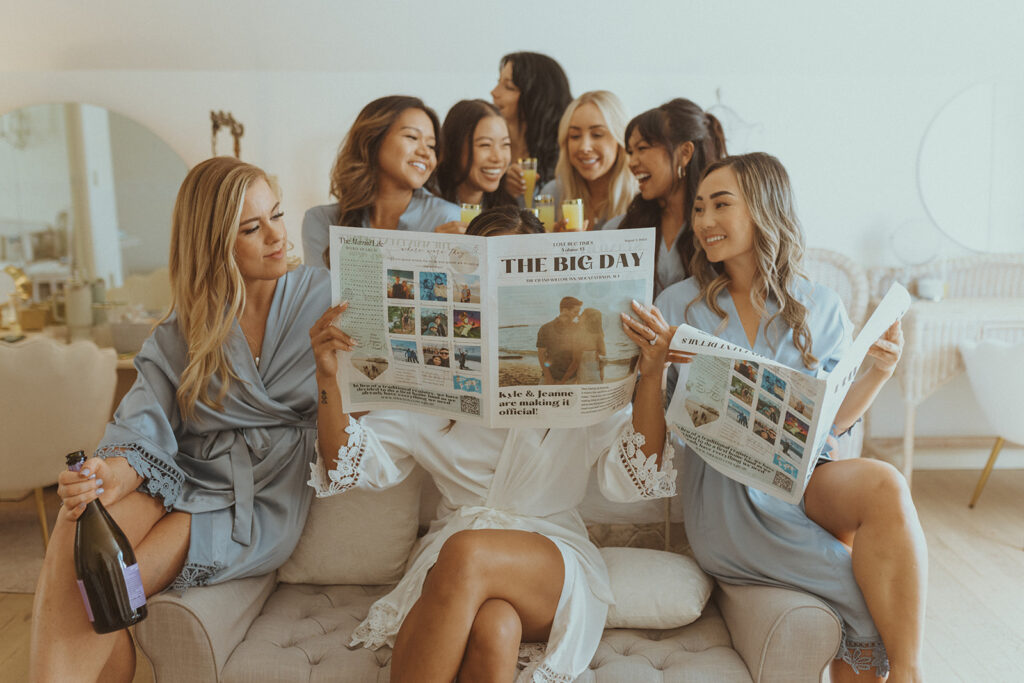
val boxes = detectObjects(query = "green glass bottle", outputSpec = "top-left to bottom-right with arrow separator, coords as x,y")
66,450 -> 147,633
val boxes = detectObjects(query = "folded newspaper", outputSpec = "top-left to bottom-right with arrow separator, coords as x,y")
329,225 -> 656,427
665,283 -> 911,503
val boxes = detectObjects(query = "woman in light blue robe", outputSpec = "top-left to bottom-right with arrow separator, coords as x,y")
32,157 -> 330,682
606,98 -> 727,298
96,261 -> 328,589
539,90 -> 636,232
639,154 -> 926,681
302,95 -> 459,266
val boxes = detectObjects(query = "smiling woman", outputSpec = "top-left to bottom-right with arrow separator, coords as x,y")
301,96 -> 460,266
30,157 -> 333,681
606,98 -> 727,297
540,90 -> 636,229
435,99 -> 516,211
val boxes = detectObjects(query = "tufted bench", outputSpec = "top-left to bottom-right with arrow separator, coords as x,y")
137,471 -> 842,681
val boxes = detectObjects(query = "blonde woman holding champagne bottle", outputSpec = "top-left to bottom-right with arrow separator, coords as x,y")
31,157 -> 331,682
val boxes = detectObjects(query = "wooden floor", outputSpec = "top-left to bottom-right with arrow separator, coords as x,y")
2,469 -> 1022,682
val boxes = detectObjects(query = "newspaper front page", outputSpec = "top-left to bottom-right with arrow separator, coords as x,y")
665,283 -> 911,503
329,226 -> 656,427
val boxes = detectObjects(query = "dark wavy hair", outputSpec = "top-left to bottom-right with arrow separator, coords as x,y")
500,52 -> 572,183
466,205 -> 544,236
436,99 -> 516,209
328,95 -> 442,227
617,98 -> 727,284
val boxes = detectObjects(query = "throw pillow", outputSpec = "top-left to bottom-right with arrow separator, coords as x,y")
278,468 -> 422,585
601,546 -> 713,629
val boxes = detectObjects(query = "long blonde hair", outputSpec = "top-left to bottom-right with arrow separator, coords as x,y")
686,153 -> 817,369
162,156 -> 267,419
553,91 -> 636,225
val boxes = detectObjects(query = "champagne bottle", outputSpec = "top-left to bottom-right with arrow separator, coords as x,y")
66,450 -> 147,633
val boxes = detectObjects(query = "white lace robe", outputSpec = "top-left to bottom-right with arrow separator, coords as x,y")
309,405 -> 674,683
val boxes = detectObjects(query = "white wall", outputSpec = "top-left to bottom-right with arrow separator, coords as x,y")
2,0 -> 1022,446
109,111 -> 183,275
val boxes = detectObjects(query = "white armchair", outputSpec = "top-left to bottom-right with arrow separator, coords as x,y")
960,333 -> 1024,507
0,337 -> 117,545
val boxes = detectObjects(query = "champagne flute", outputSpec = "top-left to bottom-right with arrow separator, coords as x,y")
535,194 -> 555,232
520,157 -> 538,208
561,198 -> 584,231
460,203 -> 482,224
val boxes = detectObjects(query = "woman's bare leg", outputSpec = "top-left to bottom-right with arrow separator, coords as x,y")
390,530 -> 564,683
30,493 -> 190,683
805,459 -> 927,683
457,599 -> 523,683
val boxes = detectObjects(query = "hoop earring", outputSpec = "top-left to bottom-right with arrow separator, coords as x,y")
677,165 -> 685,179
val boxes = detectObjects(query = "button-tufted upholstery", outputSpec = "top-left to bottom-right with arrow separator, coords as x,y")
137,476 -> 842,682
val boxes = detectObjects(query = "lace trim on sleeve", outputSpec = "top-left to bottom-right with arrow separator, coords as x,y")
169,561 -> 226,593
616,424 -> 676,499
94,442 -> 183,510
515,645 -> 574,683
350,601 -> 401,650
836,628 -> 890,678
308,421 -> 367,498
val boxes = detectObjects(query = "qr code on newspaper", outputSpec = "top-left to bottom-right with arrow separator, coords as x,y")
773,471 -> 793,493
460,395 -> 481,416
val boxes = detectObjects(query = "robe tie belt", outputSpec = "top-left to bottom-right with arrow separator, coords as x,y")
228,435 -> 256,545
458,505 -> 519,529
207,421 -> 312,545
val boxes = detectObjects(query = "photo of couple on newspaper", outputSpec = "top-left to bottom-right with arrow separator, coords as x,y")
497,281 -> 645,387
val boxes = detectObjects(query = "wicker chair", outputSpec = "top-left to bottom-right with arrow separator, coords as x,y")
803,248 -> 871,460
803,248 -> 870,331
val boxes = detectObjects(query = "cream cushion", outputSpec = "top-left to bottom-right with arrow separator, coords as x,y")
601,546 -> 713,629
277,469 -> 423,585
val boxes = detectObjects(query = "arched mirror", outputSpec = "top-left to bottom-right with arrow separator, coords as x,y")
0,103 -> 187,307
918,82 -> 1024,253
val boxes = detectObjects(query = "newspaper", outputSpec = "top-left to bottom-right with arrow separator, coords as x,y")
329,225 -> 656,427
665,283 -> 911,503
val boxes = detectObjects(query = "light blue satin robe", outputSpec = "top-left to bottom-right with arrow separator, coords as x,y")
603,214 -> 689,297
301,188 -> 459,267
95,266 -> 330,590
655,276 -> 889,677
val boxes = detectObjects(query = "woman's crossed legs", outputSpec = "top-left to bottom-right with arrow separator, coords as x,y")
390,529 -> 565,683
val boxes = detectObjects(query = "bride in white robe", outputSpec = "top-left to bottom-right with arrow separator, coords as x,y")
309,406 -> 673,681
308,206 -> 679,683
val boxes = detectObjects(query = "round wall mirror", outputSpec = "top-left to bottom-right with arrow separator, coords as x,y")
918,82 -> 1024,253
0,103 -> 187,300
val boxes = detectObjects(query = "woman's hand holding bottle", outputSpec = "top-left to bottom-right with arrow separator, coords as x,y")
56,456 -> 140,522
